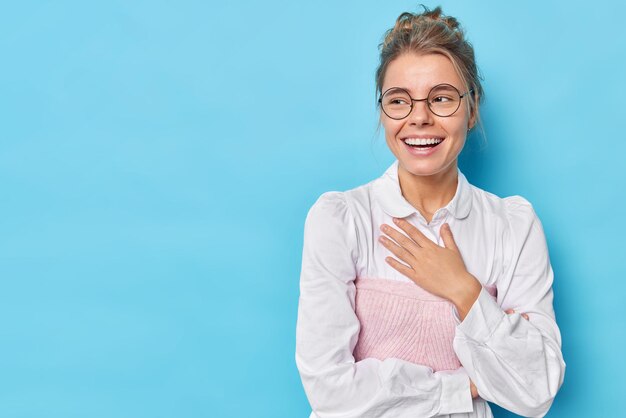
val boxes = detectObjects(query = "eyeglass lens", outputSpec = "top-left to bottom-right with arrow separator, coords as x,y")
381,84 -> 462,119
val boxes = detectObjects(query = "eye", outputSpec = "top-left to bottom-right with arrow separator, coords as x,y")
382,88 -> 412,106
390,98 -> 409,105
431,95 -> 453,103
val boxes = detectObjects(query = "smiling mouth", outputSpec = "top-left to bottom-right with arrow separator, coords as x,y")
402,137 -> 445,149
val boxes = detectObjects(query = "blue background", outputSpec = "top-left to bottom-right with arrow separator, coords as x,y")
1,1 -> 623,417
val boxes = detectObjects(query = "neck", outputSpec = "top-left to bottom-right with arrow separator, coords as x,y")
397,163 -> 458,221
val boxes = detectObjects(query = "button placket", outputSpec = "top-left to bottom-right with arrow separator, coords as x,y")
430,211 -> 451,246
422,224 -> 439,245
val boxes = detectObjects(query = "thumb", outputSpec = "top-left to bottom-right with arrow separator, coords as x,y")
440,223 -> 459,251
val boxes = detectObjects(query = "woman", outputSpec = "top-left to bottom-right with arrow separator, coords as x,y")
295,6 -> 566,418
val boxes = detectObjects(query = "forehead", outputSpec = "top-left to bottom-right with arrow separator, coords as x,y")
382,52 -> 464,94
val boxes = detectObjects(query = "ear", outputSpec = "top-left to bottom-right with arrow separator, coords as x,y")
468,91 -> 480,130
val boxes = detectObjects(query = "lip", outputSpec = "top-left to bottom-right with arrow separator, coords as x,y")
400,136 -> 445,157
401,134 -> 445,140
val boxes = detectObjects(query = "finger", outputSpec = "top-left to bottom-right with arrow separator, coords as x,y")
379,235 -> 417,267
384,255 -> 414,278
505,309 -> 530,321
380,224 -> 421,253
392,217 -> 432,247
440,223 -> 459,252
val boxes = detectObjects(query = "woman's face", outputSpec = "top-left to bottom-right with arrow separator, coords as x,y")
380,52 -> 475,178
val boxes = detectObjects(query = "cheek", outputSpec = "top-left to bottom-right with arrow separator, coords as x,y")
448,126 -> 468,151
444,114 -> 470,138
384,127 -> 403,151
382,118 -> 402,139
450,123 -> 467,137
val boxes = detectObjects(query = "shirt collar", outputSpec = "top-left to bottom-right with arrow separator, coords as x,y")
372,159 -> 473,219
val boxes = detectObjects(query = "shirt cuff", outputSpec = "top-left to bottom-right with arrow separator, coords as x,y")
454,286 -> 506,343
437,368 -> 474,415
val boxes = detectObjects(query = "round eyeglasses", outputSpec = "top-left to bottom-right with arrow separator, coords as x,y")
378,83 -> 474,119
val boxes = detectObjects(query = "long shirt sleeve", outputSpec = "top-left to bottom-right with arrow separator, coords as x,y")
452,196 -> 566,417
295,192 -> 474,418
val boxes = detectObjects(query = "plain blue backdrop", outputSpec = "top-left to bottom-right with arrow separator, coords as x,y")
1,1 -> 624,417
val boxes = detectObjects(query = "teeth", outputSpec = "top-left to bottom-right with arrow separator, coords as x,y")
404,138 -> 444,145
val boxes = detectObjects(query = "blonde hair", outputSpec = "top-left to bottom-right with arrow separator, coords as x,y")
375,5 -> 484,133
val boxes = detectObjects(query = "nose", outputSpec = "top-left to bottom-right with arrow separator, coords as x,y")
407,99 -> 434,126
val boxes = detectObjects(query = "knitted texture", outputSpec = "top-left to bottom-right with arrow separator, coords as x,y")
353,277 -> 497,372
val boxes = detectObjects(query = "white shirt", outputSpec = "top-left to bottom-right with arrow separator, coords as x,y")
295,159 -> 566,418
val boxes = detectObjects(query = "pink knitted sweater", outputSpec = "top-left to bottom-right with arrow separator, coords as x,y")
353,277 -> 497,372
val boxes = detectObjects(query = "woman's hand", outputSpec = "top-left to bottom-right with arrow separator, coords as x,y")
378,218 -> 480,314
469,379 -> 479,399
505,308 -> 530,321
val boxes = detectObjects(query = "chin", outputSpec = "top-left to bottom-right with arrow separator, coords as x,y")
398,156 -> 457,177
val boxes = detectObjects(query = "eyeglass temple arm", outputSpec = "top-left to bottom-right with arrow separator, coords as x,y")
460,88 -> 474,98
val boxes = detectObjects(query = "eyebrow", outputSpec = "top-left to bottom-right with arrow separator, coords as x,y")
384,84 -> 461,94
